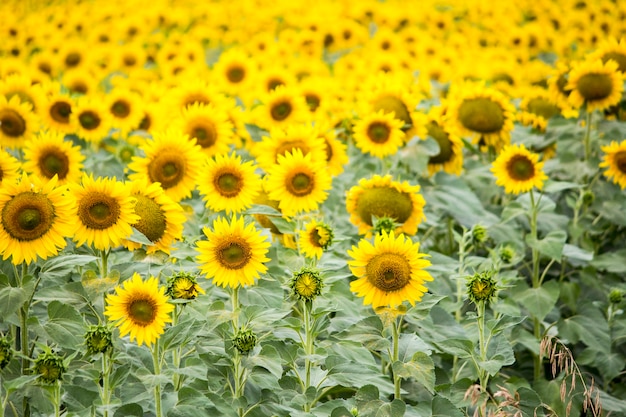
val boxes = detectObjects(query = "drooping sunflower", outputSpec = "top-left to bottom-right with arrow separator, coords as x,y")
105,273 -> 174,347
352,110 -> 405,158
566,59 -> 624,113
346,175 -> 426,236
123,181 -> 186,254
445,82 -> 516,151
174,103 -> 234,158
195,215 -> 270,288
22,131 -> 85,186
0,173 -> 75,265
425,117 -> 464,176
196,152 -> 262,214
0,149 -> 21,186
40,91 -> 74,134
348,231 -> 433,308
298,219 -> 334,259
600,140 -> 626,189
491,144 -> 548,195
0,95 -> 38,148
127,130 -> 204,202
264,149 -> 332,217
71,96 -> 112,143
69,175 -> 140,251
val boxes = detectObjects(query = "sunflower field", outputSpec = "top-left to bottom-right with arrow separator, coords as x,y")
2,0 -> 626,416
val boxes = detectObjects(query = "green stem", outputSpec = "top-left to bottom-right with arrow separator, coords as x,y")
452,229 -> 471,382
476,301 -> 488,392
172,306 -> 182,391
152,341 -> 163,417
101,351 -> 111,417
16,263 -> 30,417
100,249 -> 109,314
302,301 -> 314,412
392,317 -> 402,401
529,190 -> 543,380
54,382 -> 61,417
583,110 -> 592,162
231,287 -> 244,417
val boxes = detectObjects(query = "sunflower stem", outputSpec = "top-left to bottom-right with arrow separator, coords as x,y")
583,110 -> 592,162
302,300 -> 314,412
101,350 -> 112,417
17,263 -> 31,417
391,316 -> 402,401
172,306 -> 183,391
230,287 -> 245,417
151,340 -> 163,417
53,381 -> 61,417
476,301 -> 488,392
528,190 -> 544,381
452,228 -> 471,383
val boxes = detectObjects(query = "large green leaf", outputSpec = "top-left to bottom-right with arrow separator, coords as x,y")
392,352 -> 435,394
525,230 -> 566,261
515,280 -> 560,321
0,284 -> 26,320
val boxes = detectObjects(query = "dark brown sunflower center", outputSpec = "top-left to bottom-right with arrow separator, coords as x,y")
310,228 -> 324,247
556,74 -> 569,95
602,52 -> 626,73
576,73 -> 613,101
366,253 -> 411,292
132,195 -> 166,242
65,52 -> 81,67
367,122 -> 391,144
77,193 -> 121,230
275,141 -> 309,162
79,111 -> 101,130
128,299 -> 156,326
215,171 -> 243,197
0,109 -> 26,138
123,55 -> 137,67
426,122 -> 453,164
50,101 -> 71,123
227,66 -> 245,83
526,98 -> 560,119
323,137 -> 334,162
190,122 -> 217,148
183,94 -> 210,109
506,155 -> 535,181
372,95 -> 412,129
270,101 -> 292,121
356,186 -> 413,226
139,114 -> 151,130
148,154 -> 185,189
267,79 -> 284,92
1,192 -> 55,241
217,239 -> 251,269
70,82 -> 88,95
111,100 -> 131,118
305,94 -> 320,111
458,97 -> 505,133
287,172 -> 314,196
614,151 -> 626,174
39,148 -> 70,179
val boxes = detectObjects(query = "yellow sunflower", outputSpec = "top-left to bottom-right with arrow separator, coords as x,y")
588,37 -> 626,74
425,118 -> 464,176
600,140 -> 626,189
40,91 -> 74,134
446,82 -> 516,152
69,175 -> 140,251
211,48 -> 258,98
318,123 -> 349,176
105,86 -> 144,137
0,95 -> 38,148
0,149 -> 21,186
264,149 -> 332,217
0,73 -> 46,115
352,110 -> 405,158
250,85 -> 309,129
127,130 -> 204,202
298,220 -> 334,259
71,96 -> 112,143
346,175 -> 426,236
22,130 -> 85,186
0,173 -> 75,265
348,231 -> 433,308
196,152 -> 262,214
105,273 -> 174,347
123,181 -> 186,254
491,144 -> 548,195
195,215 -> 271,289
174,103 -> 234,158
566,59 -> 624,112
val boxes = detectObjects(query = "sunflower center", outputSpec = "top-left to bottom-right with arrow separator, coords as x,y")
305,94 -> 320,111
372,94 -> 412,129
576,73 -> 613,101
602,52 -> 626,73
366,253 -> 411,292
132,195 -> 166,242
215,171 -> 243,197
426,122 -> 453,164
2,192 -> 55,241
556,74 -> 569,94
227,66 -> 245,83
356,186 -> 413,226
217,239 -> 251,269
287,172 -> 314,196
0,109 -> 26,138
615,151 -> 626,173
506,155 -> 535,181
458,98 -> 505,134
190,123 -> 217,148
270,101 -> 292,121
275,140 -> 309,161
367,122 -> 391,143
148,154 -> 185,189
50,101 -> 71,123
526,98 -> 560,119
65,52 -> 81,67
39,149 -> 70,179
183,94 -> 210,108
79,111 -> 101,130
111,100 -> 131,118
128,299 -> 156,326
77,193 -> 121,230
139,114 -> 151,130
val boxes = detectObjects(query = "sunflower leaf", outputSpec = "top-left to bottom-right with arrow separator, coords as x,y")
525,230 -> 566,261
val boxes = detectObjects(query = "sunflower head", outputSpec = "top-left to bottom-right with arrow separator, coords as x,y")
609,288 -> 624,305
290,267 -> 324,302
34,348 -> 66,384
0,337 -> 13,370
498,245 -> 516,264
233,327 -> 257,355
471,224 -> 489,245
166,271 -> 205,300
84,325 -> 113,355
373,216 -> 399,236
466,270 -> 498,305
491,144 -> 547,195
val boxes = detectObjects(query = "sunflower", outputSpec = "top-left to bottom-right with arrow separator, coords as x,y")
71,96 -> 112,143
425,117 -> 464,176
588,37 -> 626,74
264,149 -> 332,217
127,130 -> 204,202
40,91 -> 74,134
318,123 -> 349,176
22,131 -> 85,185
0,73 -> 46,114
105,273 -> 174,347
165,79 -> 229,113
348,231 -> 433,308
123,181 -> 186,254
298,220 -> 334,259
0,95 -> 38,148
69,175 -> 139,250
600,140 -> 626,189
0,149 -> 21,186
195,215 -> 270,288
250,85 -> 309,129
196,152 -> 262,214
211,48 -> 258,98
491,144 -> 548,195
352,110 -> 405,158
0,173 -> 75,265
174,103 -> 234,158
105,86 -> 144,137
445,81 -> 516,151
566,59 -> 624,112
346,174 -> 426,236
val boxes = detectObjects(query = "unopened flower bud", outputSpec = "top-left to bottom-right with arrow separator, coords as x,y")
233,328 -> 257,355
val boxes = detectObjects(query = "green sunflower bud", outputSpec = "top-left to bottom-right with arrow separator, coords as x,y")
373,216 -> 398,236
166,271 -> 205,300
34,349 -> 66,384
290,267 -> 324,302
609,288 -> 624,305
84,325 -> 113,355
466,270 -> 498,305
582,190 -> 595,206
499,245 -> 516,264
471,224 -> 489,245
233,328 -> 257,355
0,337 -> 13,370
